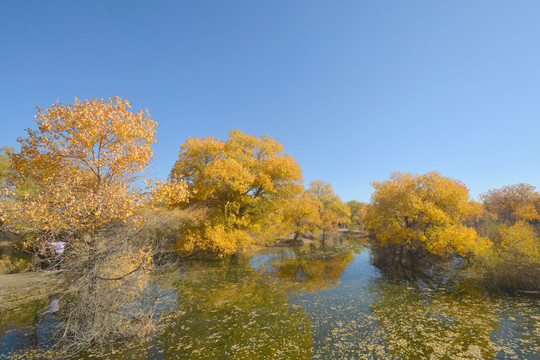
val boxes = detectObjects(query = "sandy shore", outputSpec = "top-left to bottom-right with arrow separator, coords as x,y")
0,271 -> 58,300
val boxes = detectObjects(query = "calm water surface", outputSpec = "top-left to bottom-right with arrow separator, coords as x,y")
1,240 -> 539,359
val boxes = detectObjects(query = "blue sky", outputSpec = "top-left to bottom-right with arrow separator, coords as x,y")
1,1 -> 539,202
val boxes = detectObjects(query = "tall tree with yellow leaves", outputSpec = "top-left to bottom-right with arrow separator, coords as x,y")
306,180 -> 350,241
282,195 -> 321,241
346,200 -> 367,230
364,172 -> 489,267
168,130 -> 303,255
7,97 -> 161,241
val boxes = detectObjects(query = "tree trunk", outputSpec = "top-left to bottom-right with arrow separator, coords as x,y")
398,245 -> 404,268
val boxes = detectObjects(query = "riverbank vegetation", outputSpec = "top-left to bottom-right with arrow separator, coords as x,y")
0,97 -> 539,356
363,172 -> 539,291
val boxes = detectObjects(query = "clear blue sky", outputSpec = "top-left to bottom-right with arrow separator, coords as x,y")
1,1 -> 539,202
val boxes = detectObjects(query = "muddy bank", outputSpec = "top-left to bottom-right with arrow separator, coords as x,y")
0,271 -> 58,303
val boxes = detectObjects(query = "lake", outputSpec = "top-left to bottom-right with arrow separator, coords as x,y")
1,239 -> 538,359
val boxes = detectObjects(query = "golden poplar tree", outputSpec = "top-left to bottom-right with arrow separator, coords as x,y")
306,180 -> 350,240
364,172 -> 489,265
7,97 -> 161,240
168,129 -> 303,255
476,184 -> 540,290
282,195 -> 321,241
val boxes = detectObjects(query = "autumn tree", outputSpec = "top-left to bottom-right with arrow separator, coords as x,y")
282,195 -> 320,241
363,172 -> 489,267
0,98 -> 174,353
306,180 -> 350,241
480,183 -> 540,224
168,130 -> 303,255
474,220 -> 540,290
474,184 -> 540,290
346,200 -> 367,230
6,97 -> 162,241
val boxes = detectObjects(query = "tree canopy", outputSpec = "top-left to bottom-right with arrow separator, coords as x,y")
346,200 -> 367,229
168,129 -> 303,255
363,172 -> 489,265
282,194 -> 321,240
480,183 -> 540,224
6,97 -> 161,239
306,180 -> 350,239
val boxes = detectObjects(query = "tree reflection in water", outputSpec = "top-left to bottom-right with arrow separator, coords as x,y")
153,256 -> 313,360
1,240 -> 537,360
268,247 -> 355,294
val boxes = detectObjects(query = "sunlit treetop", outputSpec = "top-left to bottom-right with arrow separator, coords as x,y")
364,171 -> 489,257
6,97 -> 159,236
305,180 -> 350,234
13,97 -> 158,185
170,129 -> 303,205
168,129 -> 304,255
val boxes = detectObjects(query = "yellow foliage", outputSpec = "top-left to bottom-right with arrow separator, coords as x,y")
480,183 -> 540,223
364,172 -> 487,258
5,97 -> 158,239
282,195 -> 321,238
306,180 -> 351,235
0,255 -> 33,274
0,190 -> 5,224
499,221 -> 540,262
346,200 -> 367,228
426,224 -> 491,257
204,224 -> 253,254
474,221 -> 540,290
148,179 -> 189,208
99,246 -> 154,294
168,130 -> 304,255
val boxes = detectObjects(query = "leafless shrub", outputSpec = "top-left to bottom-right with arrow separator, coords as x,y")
50,214 -> 185,356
